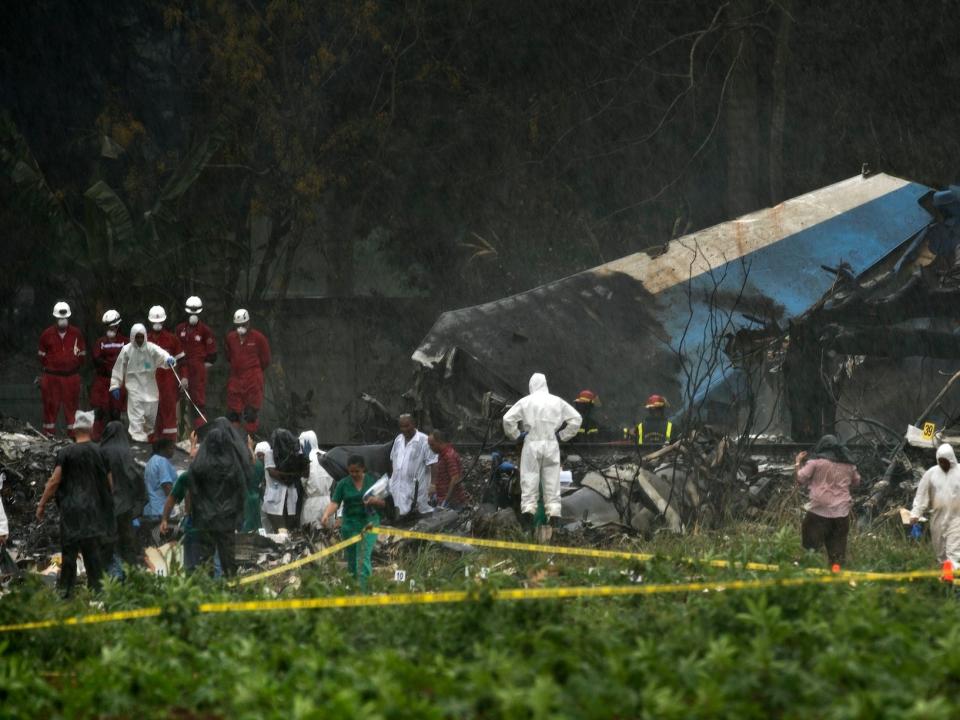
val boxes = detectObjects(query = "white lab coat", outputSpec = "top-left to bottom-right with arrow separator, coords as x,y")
389,430 -> 437,515
260,447 -> 299,517
299,431 -> 333,528
0,472 -> 8,538
109,324 -> 173,442
502,373 -> 581,517
911,443 -> 960,565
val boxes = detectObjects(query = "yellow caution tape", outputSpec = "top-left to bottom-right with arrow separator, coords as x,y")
370,527 -> 880,576
203,570 -> 944,615
0,607 -> 162,634
230,534 -> 361,586
1,569 -> 946,633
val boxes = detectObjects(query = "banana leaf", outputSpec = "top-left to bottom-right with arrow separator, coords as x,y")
83,180 -> 136,265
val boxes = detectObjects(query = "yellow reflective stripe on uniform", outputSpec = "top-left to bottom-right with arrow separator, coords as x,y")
636,423 -> 643,444
666,421 -> 672,441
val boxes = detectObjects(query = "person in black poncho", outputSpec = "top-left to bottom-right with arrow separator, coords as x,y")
182,417 -> 250,577
99,421 -> 146,567
37,410 -> 116,596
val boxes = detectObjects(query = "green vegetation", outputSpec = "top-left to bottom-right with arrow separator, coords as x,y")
0,524 -> 956,719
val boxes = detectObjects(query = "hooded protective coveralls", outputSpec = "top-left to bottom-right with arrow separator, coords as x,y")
502,373 -> 582,517
911,443 -> 960,565
299,430 -> 333,528
109,324 -> 174,442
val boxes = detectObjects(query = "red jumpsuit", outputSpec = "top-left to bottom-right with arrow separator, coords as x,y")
225,329 -> 271,433
175,320 -> 217,428
90,332 -> 128,439
147,328 -> 184,440
37,325 -> 86,436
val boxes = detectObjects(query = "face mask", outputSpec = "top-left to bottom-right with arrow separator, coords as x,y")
106,329 -> 117,338
188,315 -> 199,326
152,323 -> 163,332
237,325 -> 248,336
57,318 -> 68,329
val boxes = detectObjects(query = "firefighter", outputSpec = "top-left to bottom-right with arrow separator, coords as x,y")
225,309 -> 271,434
573,389 -> 600,440
146,305 -> 185,441
37,301 -> 86,437
90,309 -> 127,440
634,394 -> 673,447
175,296 -> 217,429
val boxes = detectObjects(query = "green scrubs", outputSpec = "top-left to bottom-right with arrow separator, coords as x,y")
332,473 -> 380,588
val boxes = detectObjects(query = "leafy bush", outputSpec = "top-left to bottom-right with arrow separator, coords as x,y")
0,524 -> 955,718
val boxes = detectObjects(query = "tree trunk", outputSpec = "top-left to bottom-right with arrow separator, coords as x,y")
724,0 -> 761,218
768,0 -> 793,205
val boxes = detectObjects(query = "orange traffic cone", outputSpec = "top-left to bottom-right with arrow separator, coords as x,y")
942,560 -> 954,583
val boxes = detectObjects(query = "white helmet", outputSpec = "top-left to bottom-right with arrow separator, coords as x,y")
101,309 -> 122,326
233,308 -> 250,324
184,296 -> 203,314
52,301 -> 71,319
148,305 -> 167,323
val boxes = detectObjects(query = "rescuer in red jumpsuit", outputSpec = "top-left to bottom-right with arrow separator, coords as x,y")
90,309 -> 127,440
146,305 -> 184,440
175,296 -> 217,429
37,301 -> 86,437
225,308 -> 271,434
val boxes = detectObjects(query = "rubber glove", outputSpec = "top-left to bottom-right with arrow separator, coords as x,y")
911,523 -> 923,540
111,388 -> 121,401
165,356 -> 176,367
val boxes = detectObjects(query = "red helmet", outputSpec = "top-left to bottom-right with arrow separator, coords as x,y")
575,389 -> 599,405
645,394 -> 667,409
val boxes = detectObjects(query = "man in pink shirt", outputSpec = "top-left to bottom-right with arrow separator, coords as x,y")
795,434 -> 861,567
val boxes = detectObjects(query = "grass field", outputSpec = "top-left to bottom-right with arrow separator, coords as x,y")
0,522 -> 956,719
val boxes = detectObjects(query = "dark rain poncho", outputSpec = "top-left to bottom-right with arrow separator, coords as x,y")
187,419 -> 250,531
270,428 -> 309,480
809,435 -> 857,465
55,442 -> 116,544
99,421 -> 146,517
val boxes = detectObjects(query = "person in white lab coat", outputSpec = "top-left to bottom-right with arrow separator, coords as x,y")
388,414 -> 436,516
0,470 -> 8,547
502,373 -> 581,526
298,430 -> 334,528
109,323 -> 175,442
260,430 -> 300,531
910,443 -> 960,565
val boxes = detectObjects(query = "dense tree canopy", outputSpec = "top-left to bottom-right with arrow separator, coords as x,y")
2,1 -> 959,430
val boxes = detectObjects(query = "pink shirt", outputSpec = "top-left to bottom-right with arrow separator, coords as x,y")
797,458 -> 861,518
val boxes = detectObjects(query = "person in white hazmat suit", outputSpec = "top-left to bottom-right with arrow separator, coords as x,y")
502,373 -> 581,527
109,323 -> 175,442
298,430 -> 334,528
910,443 -> 960,566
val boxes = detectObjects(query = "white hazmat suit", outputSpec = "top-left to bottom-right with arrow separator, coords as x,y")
911,443 -> 960,565
109,323 -> 173,442
298,430 -> 334,528
502,373 -> 581,517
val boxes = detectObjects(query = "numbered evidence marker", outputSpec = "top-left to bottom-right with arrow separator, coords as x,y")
394,569 -> 406,583
922,422 -> 936,441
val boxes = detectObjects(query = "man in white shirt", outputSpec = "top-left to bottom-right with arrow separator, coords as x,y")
260,444 -> 299,531
388,414 -> 437,517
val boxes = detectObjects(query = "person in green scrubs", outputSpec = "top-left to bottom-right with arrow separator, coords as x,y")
320,454 -> 384,589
